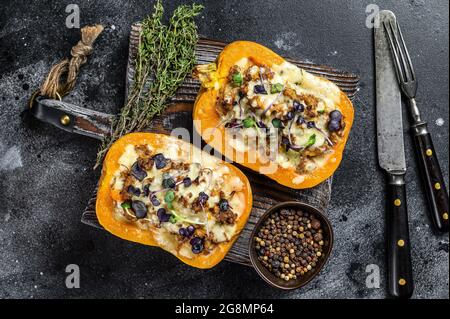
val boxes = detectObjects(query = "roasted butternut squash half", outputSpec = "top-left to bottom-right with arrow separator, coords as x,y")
96,133 -> 253,269
193,41 -> 354,189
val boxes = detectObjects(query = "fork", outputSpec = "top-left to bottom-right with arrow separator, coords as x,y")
384,20 -> 449,233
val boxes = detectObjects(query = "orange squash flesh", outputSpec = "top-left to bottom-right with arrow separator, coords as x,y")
193,41 -> 354,189
96,132 -> 253,269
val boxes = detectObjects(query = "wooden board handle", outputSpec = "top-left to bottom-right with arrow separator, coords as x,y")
29,97 -> 114,140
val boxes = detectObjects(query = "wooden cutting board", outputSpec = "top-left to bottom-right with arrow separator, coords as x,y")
81,23 -> 360,266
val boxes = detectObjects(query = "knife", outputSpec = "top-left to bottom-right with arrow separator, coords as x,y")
375,10 -> 414,299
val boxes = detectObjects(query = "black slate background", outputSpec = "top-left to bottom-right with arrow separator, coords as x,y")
0,0 -> 448,299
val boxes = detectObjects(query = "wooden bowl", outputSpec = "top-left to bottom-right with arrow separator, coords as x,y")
249,201 -> 334,290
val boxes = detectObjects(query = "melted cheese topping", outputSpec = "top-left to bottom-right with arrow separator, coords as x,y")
111,143 -> 246,260
219,60 -> 345,179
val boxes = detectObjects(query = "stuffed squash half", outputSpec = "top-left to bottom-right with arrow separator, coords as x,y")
96,133 -> 253,268
193,41 -> 354,189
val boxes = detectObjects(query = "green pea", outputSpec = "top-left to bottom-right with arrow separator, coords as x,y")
243,117 -> 255,128
165,190 -> 175,203
270,83 -> 283,94
232,72 -> 243,86
169,214 -> 178,224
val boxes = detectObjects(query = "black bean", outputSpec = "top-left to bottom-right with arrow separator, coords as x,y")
183,177 -> 192,187
157,208 -> 170,223
150,196 -> 160,206
131,200 -> 147,219
328,119 -> 341,132
329,110 -> 342,121
153,153 -> 167,169
143,184 -> 150,197
198,192 -> 209,205
127,185 -> 141,197
131,161 -> 147,181
254,84 -> 267,94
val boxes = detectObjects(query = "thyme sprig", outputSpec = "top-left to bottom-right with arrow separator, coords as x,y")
95,1 -> 203,167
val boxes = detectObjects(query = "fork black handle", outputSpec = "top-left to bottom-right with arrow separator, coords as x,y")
386,173 -> 414,299
412,122 -> 449,233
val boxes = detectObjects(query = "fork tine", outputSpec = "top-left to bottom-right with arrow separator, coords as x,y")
389,20 -> 413,82
383,21 -> 405,83
396,21 -> 416,82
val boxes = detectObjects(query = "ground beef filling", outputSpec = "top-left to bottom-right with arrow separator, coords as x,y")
216,61 -> 346,174
114,145 -> 241,255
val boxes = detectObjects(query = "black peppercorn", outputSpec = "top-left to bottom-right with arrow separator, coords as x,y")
254,209 -> 326,282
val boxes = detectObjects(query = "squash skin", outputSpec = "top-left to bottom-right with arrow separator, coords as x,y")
193,41 -> 354,189
96,132 -> 253,269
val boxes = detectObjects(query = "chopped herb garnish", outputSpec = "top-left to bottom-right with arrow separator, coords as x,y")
121,202 -> 131,209
305,134 -> 316,148
272,118 -> 282,128
270,83 -> 283,94
243,117 -> 256,128
165,190 -> 175,203
169,210 -> 206,225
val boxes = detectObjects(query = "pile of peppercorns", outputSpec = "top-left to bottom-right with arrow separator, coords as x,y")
254,208 -> 326,282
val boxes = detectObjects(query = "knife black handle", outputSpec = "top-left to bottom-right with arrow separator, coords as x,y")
386,173 -> 414,299
412,123 -> 449,233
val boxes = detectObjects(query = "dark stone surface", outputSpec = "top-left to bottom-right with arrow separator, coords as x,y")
0,0 -> 448,299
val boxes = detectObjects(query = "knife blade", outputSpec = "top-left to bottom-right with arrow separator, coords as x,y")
374,10 -> 414,299
375,11 -> 405,174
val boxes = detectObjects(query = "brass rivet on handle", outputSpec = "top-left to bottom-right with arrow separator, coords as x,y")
425,149 -> 433,156
60,115 -> 71,126
394,199 -> 401,207
443,213 -> 449,220
399,278 -> 406,286
397,239 -> 405,247
435,183 -> 441,190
